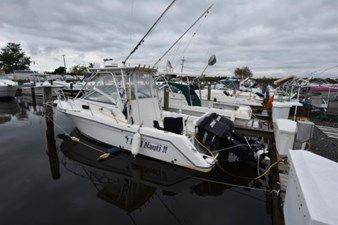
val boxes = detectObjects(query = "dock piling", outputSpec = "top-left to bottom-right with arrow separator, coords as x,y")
30,86 -> 36,105
163,86 -> 169,111
43,86 -> 60,180
207,83 -> 211,101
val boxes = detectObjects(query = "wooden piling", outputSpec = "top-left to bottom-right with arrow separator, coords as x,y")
207,83 -> 211,101
269,142 -> 284,225
163,86 -> 169,111
30,86 -> 36,105
43,86 -> 60,180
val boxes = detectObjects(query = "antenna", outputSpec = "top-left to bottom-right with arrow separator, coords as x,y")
180,56 -> 185,73
62,54 -> 67,75
123,0 -> 177,65
153,4 -> 214,68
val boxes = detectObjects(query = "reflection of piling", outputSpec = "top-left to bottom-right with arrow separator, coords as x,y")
30,86 -> 36,106
43,86 -> 60,180
163,86 -> 169,111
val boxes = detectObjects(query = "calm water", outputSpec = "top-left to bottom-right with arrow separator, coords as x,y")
0,97 -> 274,225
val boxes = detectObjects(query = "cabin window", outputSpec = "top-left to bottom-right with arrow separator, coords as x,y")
169,85 -> 181,93
83,91 -> 116,105
131,74 -> 155,99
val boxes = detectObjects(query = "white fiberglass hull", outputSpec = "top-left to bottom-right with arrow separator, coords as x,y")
198,89 -> 262,107
0,85 -> 17,98
160,92 -> 252,126
57,101 -> 215,172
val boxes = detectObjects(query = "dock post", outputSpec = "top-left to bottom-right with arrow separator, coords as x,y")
207,83 -> 211,101
163,86 -> 169,111
30,86 -> 36,105
269,141 -> 284,225
43,86 -> 60,180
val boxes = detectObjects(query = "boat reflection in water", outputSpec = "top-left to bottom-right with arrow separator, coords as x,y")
58,129 -> 269,214
0,99 -> 21,124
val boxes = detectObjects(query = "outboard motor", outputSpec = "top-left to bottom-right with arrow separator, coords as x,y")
195,113 -> 263,162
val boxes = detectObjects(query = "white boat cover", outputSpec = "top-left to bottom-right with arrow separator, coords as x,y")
284,150 -> 338,225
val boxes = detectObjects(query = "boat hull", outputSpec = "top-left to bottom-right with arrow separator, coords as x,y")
62,111 -> 214,173
0,85 -> 17,98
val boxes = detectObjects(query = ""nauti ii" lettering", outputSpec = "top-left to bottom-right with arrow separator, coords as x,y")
125,135 -> 168,153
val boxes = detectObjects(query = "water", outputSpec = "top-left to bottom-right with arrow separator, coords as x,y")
0,97 -> 274,225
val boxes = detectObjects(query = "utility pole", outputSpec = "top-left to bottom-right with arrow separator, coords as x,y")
62,54 -> 67,75
180,56 -> 186,73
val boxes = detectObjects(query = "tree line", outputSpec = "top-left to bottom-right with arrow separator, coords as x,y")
0,42 -> 262,78
0,42 -> 91,75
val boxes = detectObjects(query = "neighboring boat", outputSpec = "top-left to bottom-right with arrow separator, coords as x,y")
310,84 -> 338,93
0,99 -> 20,124
0,78 -> 18,98
284,150 -> 338,225
198,88 -> 263,107
157,82 -> 253,126
57,66 -> 264,172
197,78 -> 264,108
20,81 -> 65,97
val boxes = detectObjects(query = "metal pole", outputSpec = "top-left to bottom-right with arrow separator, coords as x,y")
199,64 -> 208,100
180,56 -> 185,73
294,86 -> 301,121
207,83 -> 211,101
62,54 -> 67,76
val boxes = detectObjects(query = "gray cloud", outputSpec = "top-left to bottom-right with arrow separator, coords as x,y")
1,0 -> 338,77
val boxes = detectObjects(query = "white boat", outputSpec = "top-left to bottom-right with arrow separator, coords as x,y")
198,88 -> 263,107
21,80 -> 64,97
0,78 -> 18,98
199,78 -> 264,107
284,150 -> 338,225
0,99 -> 20,124
57,66 -> 218,172
157,82 -> 253,126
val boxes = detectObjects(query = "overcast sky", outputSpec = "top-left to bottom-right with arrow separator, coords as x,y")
1,0 -> 338,77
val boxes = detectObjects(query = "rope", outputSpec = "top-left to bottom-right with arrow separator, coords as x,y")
191,176 -> 279,194
44,110 -> 106,154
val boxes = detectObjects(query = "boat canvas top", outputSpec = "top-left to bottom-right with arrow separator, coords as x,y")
0,79 -> 17,86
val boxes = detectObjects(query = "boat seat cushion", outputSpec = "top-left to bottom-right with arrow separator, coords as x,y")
163,117 -> 183,134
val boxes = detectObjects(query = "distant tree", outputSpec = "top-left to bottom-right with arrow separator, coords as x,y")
234,66 -> 253,79
70,64 -> 89,75
0,42 -> 31,73
88,62 -> 94,68
52,66 -> 66,74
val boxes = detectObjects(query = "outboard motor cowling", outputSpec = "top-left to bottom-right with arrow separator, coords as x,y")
195,113 -> 258,162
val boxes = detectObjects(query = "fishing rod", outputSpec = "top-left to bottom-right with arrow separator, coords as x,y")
153,4 -> 214,67
123,0 -> 177,65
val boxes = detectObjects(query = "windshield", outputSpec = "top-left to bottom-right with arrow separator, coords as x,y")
131,73 -> 155,99
82,73 -> 122,105
81,69 -> 157,102
83,90 -> 115,105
